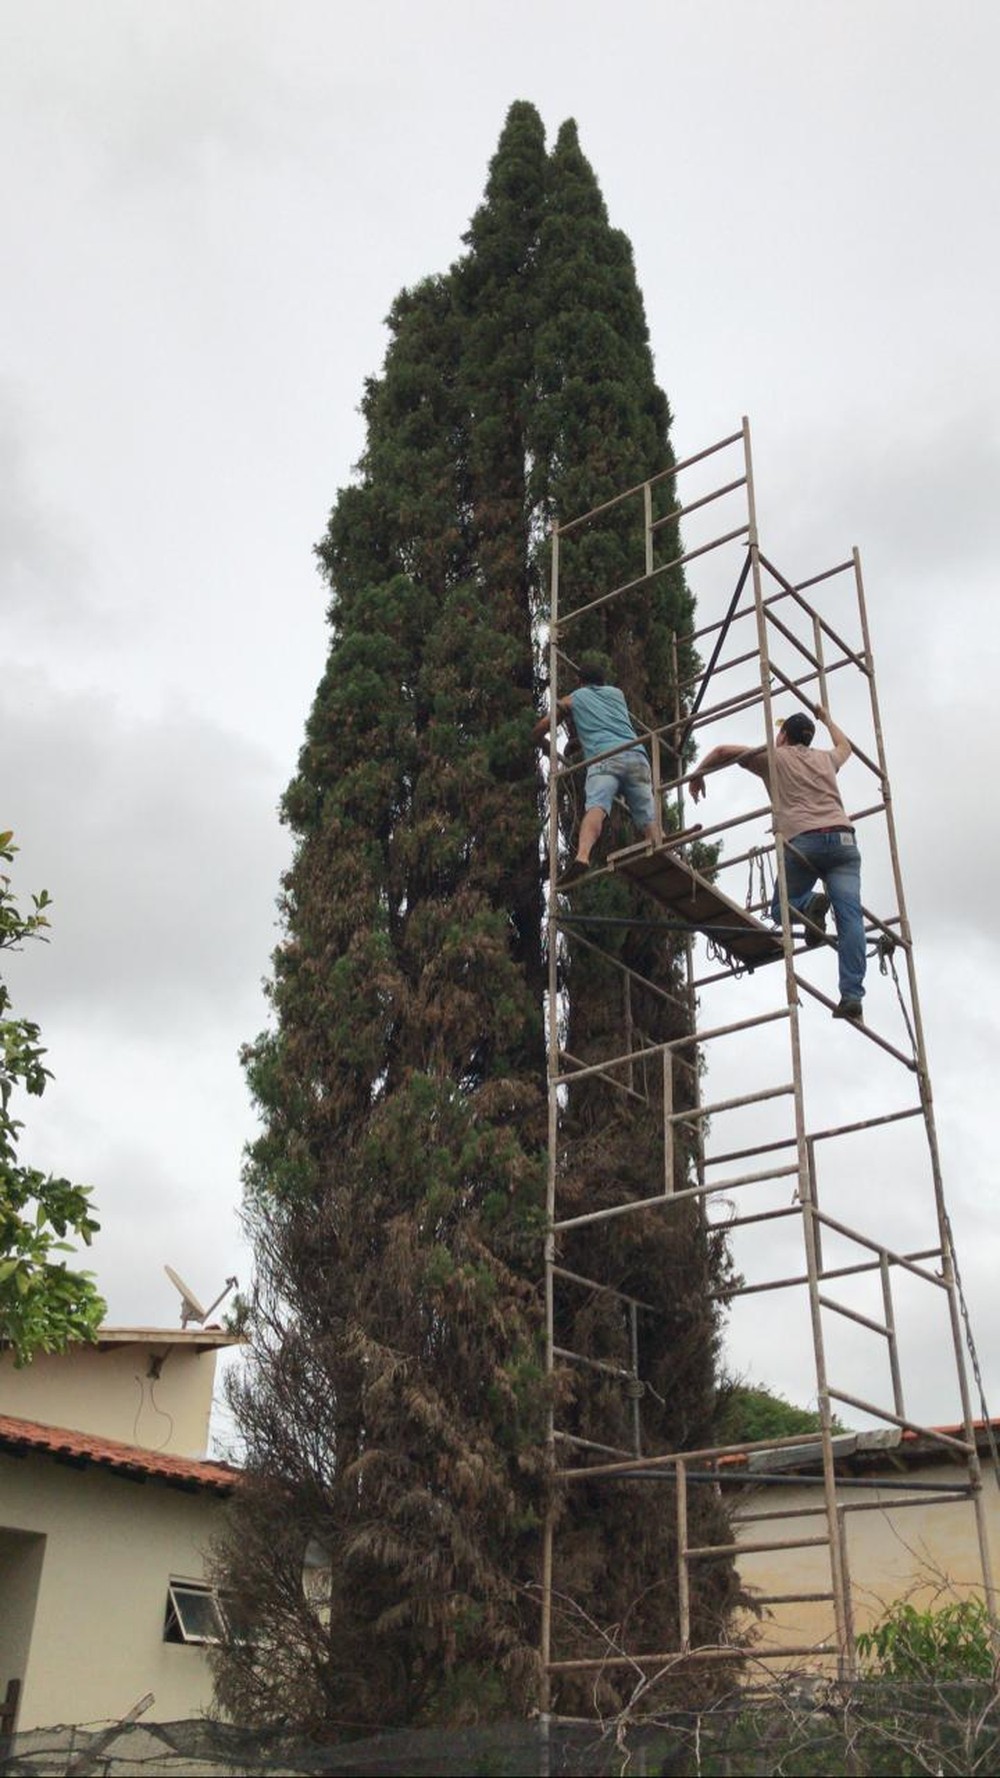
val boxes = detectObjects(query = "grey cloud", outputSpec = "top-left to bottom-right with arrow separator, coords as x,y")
878,673 -> 1000,951
771,396 -> 1000,589
0,392 -> 103,636
1,669 -> 290,1039
861,408 -> 1000,581
7,1051 -> 253,1327
0,3 -> 331,187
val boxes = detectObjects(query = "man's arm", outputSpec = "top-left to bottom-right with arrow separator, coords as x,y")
532,695 -> 574,748
690,742 -> 765,803
814,705 -> 852,767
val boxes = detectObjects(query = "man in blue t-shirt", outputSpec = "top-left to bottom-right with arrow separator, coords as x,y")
533,658 -> 656,882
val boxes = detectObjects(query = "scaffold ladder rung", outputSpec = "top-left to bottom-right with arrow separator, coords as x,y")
817,1294 -> 891,1338
751,1592 -> 835,1607
552,1345 -> 635,1382
686,1535 -> 831,1560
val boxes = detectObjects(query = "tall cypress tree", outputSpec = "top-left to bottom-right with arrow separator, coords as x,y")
215,103 -> 735,1733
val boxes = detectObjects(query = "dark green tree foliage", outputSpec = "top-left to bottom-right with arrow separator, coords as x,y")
216,104 -> 735,1732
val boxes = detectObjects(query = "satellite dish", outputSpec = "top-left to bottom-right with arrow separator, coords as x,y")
164,1265 -> 208,1327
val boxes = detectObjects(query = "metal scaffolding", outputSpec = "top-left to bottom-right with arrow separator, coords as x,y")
539,417 -> 996,1698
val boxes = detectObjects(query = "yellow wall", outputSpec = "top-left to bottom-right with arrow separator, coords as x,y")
0,1448 -> 229,1728
731,1459 -> 999,1658
0,1339 -> 220,1459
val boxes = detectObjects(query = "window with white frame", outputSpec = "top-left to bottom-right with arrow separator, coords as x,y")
163,1579 -> 227,1645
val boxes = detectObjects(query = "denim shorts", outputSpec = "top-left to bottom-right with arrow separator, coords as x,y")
584,751 -> 656,827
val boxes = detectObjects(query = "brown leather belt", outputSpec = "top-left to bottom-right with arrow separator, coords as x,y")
801,825 -> 853,835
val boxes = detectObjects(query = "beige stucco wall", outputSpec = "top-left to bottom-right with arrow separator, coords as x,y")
732,1459 -> 1000,1657
0,1339 -> 221,1459
0,1447 -> 229,1729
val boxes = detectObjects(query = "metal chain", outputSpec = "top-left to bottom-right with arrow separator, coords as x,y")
707,934 -> 745,977
876,934 -> 919,1062
746,845 -> 773,915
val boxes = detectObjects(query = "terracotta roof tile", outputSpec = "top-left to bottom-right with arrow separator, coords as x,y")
0,1412 -> 240,1494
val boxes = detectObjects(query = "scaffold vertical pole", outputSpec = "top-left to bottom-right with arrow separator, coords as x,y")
743,415 -> 855,1678
674,630 -> 707,1211
541,518 -> 562,1708
852,545 -> 998,1626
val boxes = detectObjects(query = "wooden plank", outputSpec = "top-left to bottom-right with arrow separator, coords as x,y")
615,846 -> 784,970
606,823 -> 705,864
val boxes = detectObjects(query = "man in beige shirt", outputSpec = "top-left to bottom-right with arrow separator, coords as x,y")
691,707 -> 865,1023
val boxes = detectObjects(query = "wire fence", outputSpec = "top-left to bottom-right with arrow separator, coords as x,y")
4,1684 -> 1000,1778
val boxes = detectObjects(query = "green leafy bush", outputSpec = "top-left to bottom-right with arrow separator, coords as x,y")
1,832 -> 105,1363
858,1595 -> 996,1681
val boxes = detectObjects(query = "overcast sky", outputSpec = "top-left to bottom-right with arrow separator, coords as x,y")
3,1 -> 999,1452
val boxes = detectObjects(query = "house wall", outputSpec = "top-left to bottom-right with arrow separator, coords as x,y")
732,1459 -> 999,1658
0,1448 -> 229,1729
0,1341 -> 218,1459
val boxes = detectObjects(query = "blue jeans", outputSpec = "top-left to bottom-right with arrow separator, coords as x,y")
584,750 -> 656,829
770,829 -> 866,1002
